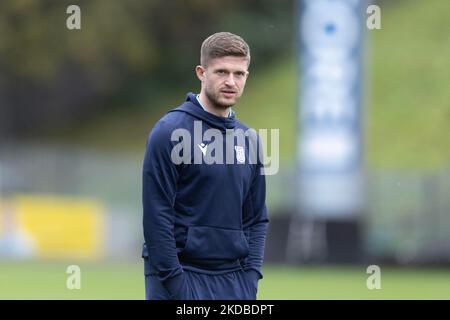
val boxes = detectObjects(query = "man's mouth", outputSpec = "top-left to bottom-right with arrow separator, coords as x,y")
221,90 -> 237,98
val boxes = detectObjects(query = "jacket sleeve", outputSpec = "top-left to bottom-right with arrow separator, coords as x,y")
142,120 -> 184,297
242,153 -> 270,280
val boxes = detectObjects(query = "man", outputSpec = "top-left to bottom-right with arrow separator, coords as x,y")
142,32 -> 269,300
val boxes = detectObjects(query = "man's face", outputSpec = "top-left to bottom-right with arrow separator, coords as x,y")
196,56 -> 249,109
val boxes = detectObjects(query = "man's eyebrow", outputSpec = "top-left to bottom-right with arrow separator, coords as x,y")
212,67 -> 247,74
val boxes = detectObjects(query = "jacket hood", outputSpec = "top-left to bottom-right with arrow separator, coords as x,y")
168,92 -> 238,132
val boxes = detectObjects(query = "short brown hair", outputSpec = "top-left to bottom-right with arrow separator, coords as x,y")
200,32 -> 250,67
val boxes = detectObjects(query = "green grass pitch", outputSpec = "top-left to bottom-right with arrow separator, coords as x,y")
1,261 -> 449,299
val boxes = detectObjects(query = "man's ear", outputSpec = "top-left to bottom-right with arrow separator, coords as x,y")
195,65 -> 206,81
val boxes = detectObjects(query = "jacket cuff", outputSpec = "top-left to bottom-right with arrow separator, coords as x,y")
162,273 -> 184,299
244,268 -> 263,282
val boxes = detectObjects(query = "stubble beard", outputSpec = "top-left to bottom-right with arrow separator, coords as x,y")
204,86 -> 240,110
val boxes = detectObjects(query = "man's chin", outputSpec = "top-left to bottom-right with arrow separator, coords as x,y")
217,97 -> 237,108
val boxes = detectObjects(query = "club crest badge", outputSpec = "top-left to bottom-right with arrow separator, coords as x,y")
234,146 -> 245,163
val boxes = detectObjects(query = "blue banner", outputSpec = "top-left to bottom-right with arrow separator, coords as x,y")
299,0 -> 366,218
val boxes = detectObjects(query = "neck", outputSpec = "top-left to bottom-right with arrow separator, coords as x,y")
198,93 -> 231,118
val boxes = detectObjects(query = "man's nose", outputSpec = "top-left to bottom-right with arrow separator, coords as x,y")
224,74 -> 236,86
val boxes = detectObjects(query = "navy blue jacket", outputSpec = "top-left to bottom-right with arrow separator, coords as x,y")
142,93 -> 269,298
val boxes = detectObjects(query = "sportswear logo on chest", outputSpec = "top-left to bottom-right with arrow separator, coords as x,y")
197,143 -> 208,156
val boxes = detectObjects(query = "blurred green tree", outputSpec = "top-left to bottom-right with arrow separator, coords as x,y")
0,0 -> 293,137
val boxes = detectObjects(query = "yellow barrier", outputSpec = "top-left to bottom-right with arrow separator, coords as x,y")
0,194 -> 104,259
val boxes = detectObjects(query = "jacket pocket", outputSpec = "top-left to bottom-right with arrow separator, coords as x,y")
180,225 -> 249,262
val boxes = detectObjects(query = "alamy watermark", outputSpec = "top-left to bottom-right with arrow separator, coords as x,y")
66,3 -> 381,31
366,5 -> 381,30
66,5 -> 81,30
170,121 -> 279,175
366,265 -> 381,290
66,265 -> 81,290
